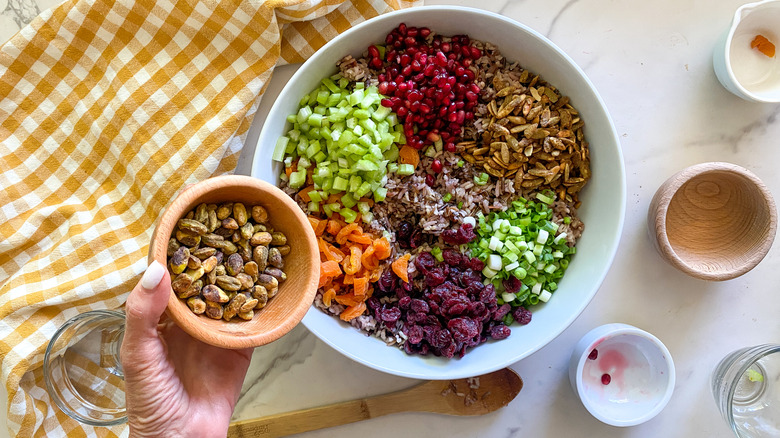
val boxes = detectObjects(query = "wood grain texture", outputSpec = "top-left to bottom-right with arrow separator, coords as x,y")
648,162 -> 777,281
148,175 -> 320,349
227,368 -> 522,438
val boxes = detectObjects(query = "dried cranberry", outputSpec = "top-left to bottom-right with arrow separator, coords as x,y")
410,299 -> 430,314
414,252 -> 436,274
441,229 -> 460,245
398,296 -> 412,309
490,325 -> 511,340
409,230 -> 424,249
502,276 -> 522,293
377,270 -> 397,294
366,297 -> 381,310
493,303 -> 511,321
431,328 -> 453,348
512,307 -> 532,325
479,287 -> 496,305
380,307 -> 402,324
469,302 -> 488,320
440,341 -> 457,358
425,269 -> 446,287
442,248 -> 462,266
445,302 -> 468,316
448,317 -> 479,343
469,257 -> 485,271
397,221 -> 413,241
406,325 -> 424,344
458,223 -> 477,243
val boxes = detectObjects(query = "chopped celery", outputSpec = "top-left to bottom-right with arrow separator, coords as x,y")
272,137 -> 289,162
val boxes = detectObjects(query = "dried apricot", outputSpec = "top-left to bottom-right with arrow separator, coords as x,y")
392,254 -> 411,283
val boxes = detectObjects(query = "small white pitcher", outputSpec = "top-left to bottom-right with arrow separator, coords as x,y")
713,0 -> 780,102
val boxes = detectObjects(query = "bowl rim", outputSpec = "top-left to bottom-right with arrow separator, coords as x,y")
148,174 -> 320,349
253,5 -> 626,378
573,323 -> 676,427
650,161 -> 777,281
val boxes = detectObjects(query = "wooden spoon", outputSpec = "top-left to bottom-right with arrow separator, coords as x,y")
227,368 -> 522,438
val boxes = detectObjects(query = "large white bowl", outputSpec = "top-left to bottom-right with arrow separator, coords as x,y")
252,6 -> 625,379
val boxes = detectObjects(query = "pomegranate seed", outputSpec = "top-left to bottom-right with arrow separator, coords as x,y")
431,159 -> 443,173
588,349 -> 598,360
425,174 -> 435,186
601,374 -> 611,385
369,25 -> 481,172
436,51 -> 448,66
370,58 -> 382,68
470,47 -> 482,59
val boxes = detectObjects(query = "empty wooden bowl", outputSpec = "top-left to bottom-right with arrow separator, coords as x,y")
648,162 -> 777,281
148,175 -> 319,349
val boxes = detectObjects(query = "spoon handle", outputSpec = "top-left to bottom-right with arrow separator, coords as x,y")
227,396 -> 390,438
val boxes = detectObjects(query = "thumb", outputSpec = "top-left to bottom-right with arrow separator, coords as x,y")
124,260 -> 170,344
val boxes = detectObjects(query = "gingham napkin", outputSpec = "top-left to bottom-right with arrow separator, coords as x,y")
0,0 -> 420,436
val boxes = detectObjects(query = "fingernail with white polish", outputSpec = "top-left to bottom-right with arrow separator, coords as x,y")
141,260 -> 166,291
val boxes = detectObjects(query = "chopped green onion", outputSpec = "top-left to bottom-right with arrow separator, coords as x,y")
431,246 -> 443,262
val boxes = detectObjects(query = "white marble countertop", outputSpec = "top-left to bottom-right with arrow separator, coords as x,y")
4,0 -> 780,437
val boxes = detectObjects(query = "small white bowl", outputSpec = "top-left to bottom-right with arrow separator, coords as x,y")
713,0 -> 780,102
569,324 -> 675,427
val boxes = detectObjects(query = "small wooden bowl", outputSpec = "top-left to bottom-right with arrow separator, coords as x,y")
148,175 -> 319,349
648,162 -> 777,281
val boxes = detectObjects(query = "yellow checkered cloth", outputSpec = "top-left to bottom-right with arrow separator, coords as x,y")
0,0 -> 420,436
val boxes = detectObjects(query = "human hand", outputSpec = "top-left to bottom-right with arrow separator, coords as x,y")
120,260 -> 253,437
